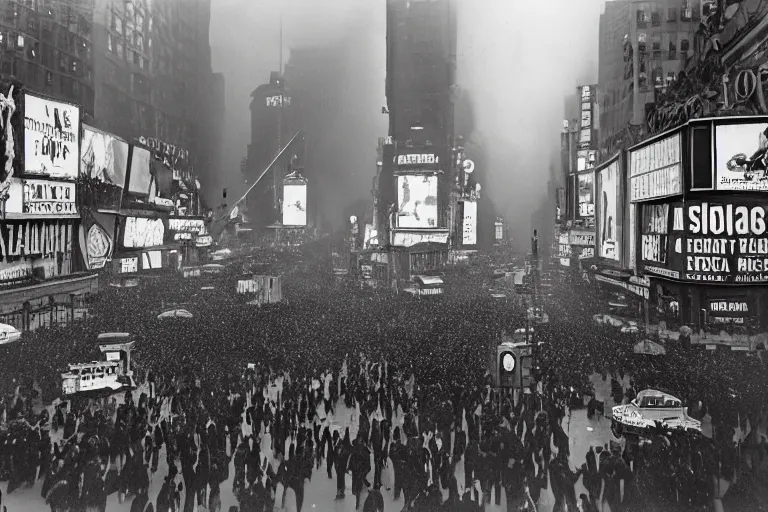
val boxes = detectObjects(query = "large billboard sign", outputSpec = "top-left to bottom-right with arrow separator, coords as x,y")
397,174 -> 438,229
683,200 -> 768,283
596,160 -> 621,261
714,121 -> 768,191
577,173 -> 594,218
282,183 -> 307,226
80,125 -> 129,211
122,217 -> 164,249
23,93 -> 80,179
629,131 -> 682,202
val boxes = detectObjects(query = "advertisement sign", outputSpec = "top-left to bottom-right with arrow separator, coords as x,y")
23,93 -> 80,179
558,233 -> 571,258
596,161 -> 620,261
397,154 -> 437,166
282,183 -> 307,226
122,217 -> 164,249
397,175 -> 438,229
80,125 -> 129,211
577,150 -> 597,172
569,229 -> 595,247
195,235 -> 213,248
577,173 -> 594,217
714,121 -> 768,191
682,200 -> 768,283
0,220 -> 74,282
118,257 -> 138,274
127,146 -> 152,195
168,218 -> 206,234
79,211 -> 115,270
629,132 -> 682,202
22,179 -> 76,215
641,204 -> 669,266
462,200 -> 477,245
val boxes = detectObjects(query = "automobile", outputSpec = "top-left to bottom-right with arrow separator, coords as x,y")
612,389 -> 702,441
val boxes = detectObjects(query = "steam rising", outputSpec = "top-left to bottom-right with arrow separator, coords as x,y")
212,0 -> 603,235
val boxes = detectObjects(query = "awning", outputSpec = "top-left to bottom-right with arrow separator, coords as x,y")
0,273 -> 98,306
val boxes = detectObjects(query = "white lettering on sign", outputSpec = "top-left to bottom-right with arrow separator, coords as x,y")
711,316 -> 745,324
642,234 -> 667,264
22,180 -> 76,215
265,95 -> 291,107
397,154 -> 437,166
710,301 -> 749,313
138,136 -> 189,162
581,85 -> 591,101
687,203 -> 767,236
174,232 -> 193,241
119,257 -> 138,274
630,133 -> 682,201
645,266 -> 680,279
0,221 -> 73,261
0,261 -> 33,282
123,217 -> 165,248
168,218 -> 205,234
569,231 -> 595,246
195,235 -> 213,247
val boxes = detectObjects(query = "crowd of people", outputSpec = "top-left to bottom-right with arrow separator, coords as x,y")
0,240 -> 765,512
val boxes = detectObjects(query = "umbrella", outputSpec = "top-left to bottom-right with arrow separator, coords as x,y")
157,309 -> 193,319
0,323 -> 21,345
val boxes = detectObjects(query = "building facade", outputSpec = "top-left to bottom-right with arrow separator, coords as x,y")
0,0 -> 96,117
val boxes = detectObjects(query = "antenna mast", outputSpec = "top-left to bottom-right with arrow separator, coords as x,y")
279,15 -> 283,76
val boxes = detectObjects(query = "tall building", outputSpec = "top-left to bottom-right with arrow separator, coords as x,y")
384,0 -> 457,263
598,0 -> 701,157
0,0 -> 96,116
91,0 -> 217,183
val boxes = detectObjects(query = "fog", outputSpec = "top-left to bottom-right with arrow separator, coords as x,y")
211,0 -> 605,235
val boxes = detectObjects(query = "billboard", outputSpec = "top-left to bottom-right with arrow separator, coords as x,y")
682,200 -> 768,283
122,217 -> 164,249
714,121 -> 768,191
282,183 -> 307,226
397,174 -> 438,228
629,131 -> 682,202
578,84 -> 595,150
577,150 -> 597,172
22,179 -> 76,215
462,200 -> 477,245
127,146 -> 152,196
577,173 -> 594,217
23,93 -> 80,179
80,125 -> 129,210
596,160 -> 621,261
639,203 -> 685,280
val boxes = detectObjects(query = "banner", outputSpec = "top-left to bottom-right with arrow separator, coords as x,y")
0,220 -> 74,284
596,160 -> 620,261
715,121 -> 768,191
629,131 -> 682,202
122,217 -> 164,249
79,211 -> 115,270
23,93 -> 80,179
80,125 -> 129,211
22,179 -> 76,215
462,200 -> 477,245
641,202 -> 684,280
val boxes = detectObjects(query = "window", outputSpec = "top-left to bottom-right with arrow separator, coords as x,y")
652,38 -> 661,59
668,40 -> 677,59
692,0 -> 701,20
0,32 -> 4,47
136,13 -> 143,27
59,54 -> 66,71
45,70 -> 52,84
72,80 -> 79,95
681,38 -> 690,53
666,72 -> 676,85
108,34 -> 113,51
71,58 -> 77,74
142,57 -> 148,70
637,9 -> 647,27
110,11 -> 116,30
136,34 -> 143,50
17,34 -> 24,48
638,32 -> 647,54
116,18 -> 123,34
668,7 -> 676,21
27,15 -> 36,32
133,50 -> 139,66
651,8 -> 661,26
126,27 -> 133,46
117,42 -> 123,58
27,41 -> 38,60
681,0 -> 692,21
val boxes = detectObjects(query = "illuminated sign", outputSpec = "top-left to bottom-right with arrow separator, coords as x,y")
119,257 -> 138,273
709,300 -> 749,314
396,175 -> 438,229
714,121 -> 768,191
577,173 -> 594,217
683,201 -> 768,282
168,218 -> 206,234
629,132 -> 682,202
265,95 -> 291,107
283,183 -> 307,227
24,93 -> 80,179
174,232 -> 193,241
397,154 -> 437,166
195,235 -> 213,247
22,179 -> 76,214
597,161 -> 621,261
462,201 -> 477,245
569,230 -> 595,246
123,217 -> 164,249
577,150 -> 597,172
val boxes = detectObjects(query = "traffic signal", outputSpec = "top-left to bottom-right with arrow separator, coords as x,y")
497,345 -> 517,388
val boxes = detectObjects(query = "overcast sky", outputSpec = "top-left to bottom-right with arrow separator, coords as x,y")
210,0 -> 607,232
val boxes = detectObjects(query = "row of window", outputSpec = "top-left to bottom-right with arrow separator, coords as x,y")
107,33 -> 150,70
0,31 -> 92,80
4,0 -> 92,40
0,56 -> 94,111
637,35 -> 691,61
637,0 -> 702,26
